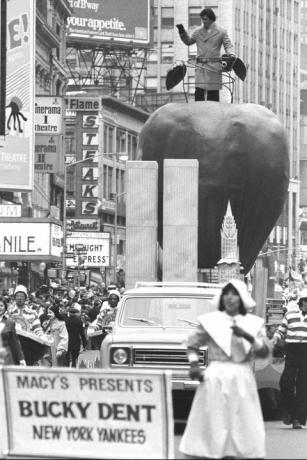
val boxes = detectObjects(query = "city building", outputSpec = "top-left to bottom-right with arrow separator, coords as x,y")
300,0 -> 307,259
0,0 -> 72,292
135,0 -> 300,280
64,94 -> 148,287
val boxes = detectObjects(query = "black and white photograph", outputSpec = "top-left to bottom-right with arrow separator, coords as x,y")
0,0 -> 305,458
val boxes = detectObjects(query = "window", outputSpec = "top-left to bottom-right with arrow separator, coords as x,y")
148,50 -> 158,62
65,131 -> 76,154
116,129 -> 126,154
145,77 -> 157,91
161,42 -> 173,64
161,7 -> 174,29
189,7 -> 201,29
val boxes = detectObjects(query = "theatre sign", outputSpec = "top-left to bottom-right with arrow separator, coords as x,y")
0,221 -> 63,261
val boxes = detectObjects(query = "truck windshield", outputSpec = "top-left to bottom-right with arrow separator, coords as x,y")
120,296 -> 215,327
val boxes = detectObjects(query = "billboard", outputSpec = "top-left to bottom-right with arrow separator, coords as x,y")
0,0 -> 35,191
67,0 -> 151,47
0,222 -> 63,260
35,135 -> 61,173
66,232 -> 110,267
35,96 -> 64,134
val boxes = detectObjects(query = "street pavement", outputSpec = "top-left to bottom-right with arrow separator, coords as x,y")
174,421 -> 307,459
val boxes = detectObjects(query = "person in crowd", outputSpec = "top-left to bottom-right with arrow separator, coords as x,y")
179,279 -> 269,459
65,303 -> 87,368
176,7 -> 235,101
273,289 -> 307,429
44,304 -> 68,367
0,296 -> 26,365
88,290 -> 121,337
9,285 -> 52,340
88,299 -> 101,323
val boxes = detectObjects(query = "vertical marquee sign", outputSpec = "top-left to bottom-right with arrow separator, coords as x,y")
0,0 -> 35,190
79,107 -> 100,217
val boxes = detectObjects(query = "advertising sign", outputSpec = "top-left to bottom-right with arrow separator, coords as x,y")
0,204 -> 21,217
66,0 -> 151,47
51,223 -> 63,258
0,367 -> 173,459
0,0 -> 35,190
35,135 -> 61,173
35,96 -> 63,134
67,218 -> 100,232
66,232 -> 110,267
65,97 -> 100,112
0,222 -> 62,259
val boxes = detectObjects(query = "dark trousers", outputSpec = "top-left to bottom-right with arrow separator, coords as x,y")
279,343 -> 307,424
66,349 -> 80,368
194,87 -> 220,102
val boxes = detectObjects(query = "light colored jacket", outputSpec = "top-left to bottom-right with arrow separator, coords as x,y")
46,318 -> 68,365
179,23 -> 234,90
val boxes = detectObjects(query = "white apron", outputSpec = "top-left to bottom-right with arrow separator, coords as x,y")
180,360 -> 265,458
180,310 -> 266,459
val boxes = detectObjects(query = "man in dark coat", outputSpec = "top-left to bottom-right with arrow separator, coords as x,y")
65,305 -> 87,367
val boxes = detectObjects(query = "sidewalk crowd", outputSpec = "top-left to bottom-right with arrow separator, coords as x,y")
0,282 -> 123,367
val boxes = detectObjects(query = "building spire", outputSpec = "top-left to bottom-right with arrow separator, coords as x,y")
217,201 -> 242,282
220,201 -> 239,262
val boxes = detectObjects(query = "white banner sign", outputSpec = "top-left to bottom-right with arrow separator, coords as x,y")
0,0 -> 35,191
66,232 -> 110,267
35,97 -> 63,134
0,204 -> 21,217
0,222 -> 62,257
0,368 -> 173,459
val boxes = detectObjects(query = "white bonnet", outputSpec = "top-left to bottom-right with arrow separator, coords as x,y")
211,278 -> 256,310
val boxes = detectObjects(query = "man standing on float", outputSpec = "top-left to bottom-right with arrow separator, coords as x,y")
176,7 -> 235,101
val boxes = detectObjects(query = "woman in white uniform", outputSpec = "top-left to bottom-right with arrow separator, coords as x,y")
180,279 -> 270,459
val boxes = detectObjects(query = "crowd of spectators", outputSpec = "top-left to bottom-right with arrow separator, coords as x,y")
0,282 -> 124,367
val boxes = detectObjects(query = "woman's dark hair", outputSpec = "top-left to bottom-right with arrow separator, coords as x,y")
218,283 -> 247,315
200,7 -> 216,22
0,297 -> 8,311
299,297 -> 307,307
49,304 -> 65,321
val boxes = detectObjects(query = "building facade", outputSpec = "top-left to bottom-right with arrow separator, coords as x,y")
64,95 -> 148,287
300,0 -> 307,258
0,0 -> 71,292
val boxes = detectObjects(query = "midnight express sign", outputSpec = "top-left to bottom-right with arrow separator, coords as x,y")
0,368 -> 174,459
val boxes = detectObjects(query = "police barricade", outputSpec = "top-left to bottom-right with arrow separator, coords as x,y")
0,367 -> 174,459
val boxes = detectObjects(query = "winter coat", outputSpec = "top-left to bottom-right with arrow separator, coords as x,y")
65,313 -> 87,351
179,22 -> 234,90
46,318 -> 68,366
1,317 -> 25,364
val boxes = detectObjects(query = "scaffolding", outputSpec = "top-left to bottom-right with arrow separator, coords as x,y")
66,44 -> 149,105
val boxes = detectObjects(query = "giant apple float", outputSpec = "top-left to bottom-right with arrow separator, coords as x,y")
137,102 -> 289,273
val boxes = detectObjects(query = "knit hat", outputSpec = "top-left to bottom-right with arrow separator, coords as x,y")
70,302 -> 81,312
108,290 -> 121,300
14,285 -> 28,298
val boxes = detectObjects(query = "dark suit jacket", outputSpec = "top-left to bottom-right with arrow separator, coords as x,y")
65,314 -> 87,351
1,318 -> 25,364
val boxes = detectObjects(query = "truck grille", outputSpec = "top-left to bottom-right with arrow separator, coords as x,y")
133,349 -> 207,367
